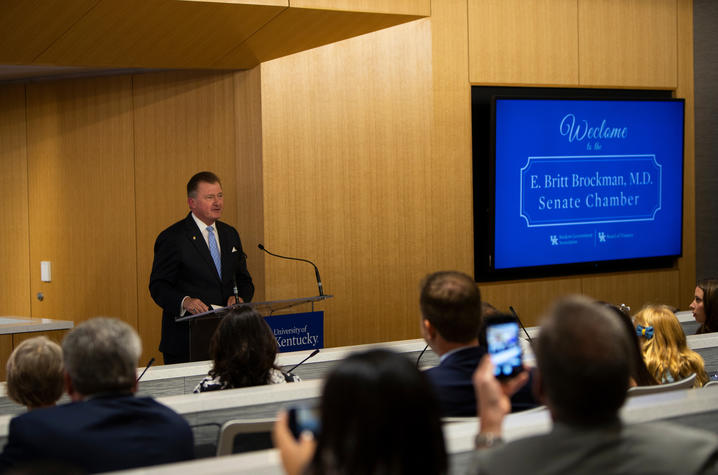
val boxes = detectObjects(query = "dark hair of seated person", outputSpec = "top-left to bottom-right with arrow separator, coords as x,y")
601,303 -> 659,386
307,349 -> 447,475
696,278 -> 718,334
209,306 -> 280,388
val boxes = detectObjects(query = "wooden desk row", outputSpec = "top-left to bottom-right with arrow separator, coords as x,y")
0,338 -> 437,416
106,387 -> 718,475
0,339 -> 439,449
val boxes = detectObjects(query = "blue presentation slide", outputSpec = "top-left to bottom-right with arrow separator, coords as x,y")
494,99 -> 684,270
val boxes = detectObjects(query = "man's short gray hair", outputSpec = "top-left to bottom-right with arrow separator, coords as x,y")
536,295 -> 632,426
62,317 -> 142,395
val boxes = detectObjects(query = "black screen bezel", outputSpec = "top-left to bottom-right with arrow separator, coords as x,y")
472,86 -> 684,282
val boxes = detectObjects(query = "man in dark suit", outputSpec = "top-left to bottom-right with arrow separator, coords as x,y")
150,171 -> 254,363
420,271 -> 488,416
421,271 -> 536,416
0,317 -> 194,474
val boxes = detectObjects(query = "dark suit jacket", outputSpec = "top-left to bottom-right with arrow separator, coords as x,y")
149,213 -> 254,360
0,394 -> 194,474
425,345 -> 488,417
425,345 -> 538,417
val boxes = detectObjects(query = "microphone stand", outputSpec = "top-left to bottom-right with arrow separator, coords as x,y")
136,357 -> 155,383
510,306 -> 533,344
258,244 -> 325,296
286,349 -> 320,374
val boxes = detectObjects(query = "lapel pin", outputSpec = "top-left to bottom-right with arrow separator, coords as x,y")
192,236 -> 197,240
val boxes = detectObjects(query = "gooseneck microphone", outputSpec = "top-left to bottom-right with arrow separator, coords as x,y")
136,357 -> 155,383
286,349 -> 320,374
510,306 -> 533,344
416,344 -> 429,368
258,244 -> 325,296
232,277 -> 240,304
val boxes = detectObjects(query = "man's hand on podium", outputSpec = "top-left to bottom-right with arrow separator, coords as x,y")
182,297 -> 209,315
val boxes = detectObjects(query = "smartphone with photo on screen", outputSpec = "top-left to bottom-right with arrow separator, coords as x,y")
484,313 -> 524,379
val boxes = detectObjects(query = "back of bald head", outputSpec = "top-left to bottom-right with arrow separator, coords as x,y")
536,295 -> 633,426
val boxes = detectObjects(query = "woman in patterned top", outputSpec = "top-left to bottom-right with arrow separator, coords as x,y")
194,306 -> 300,393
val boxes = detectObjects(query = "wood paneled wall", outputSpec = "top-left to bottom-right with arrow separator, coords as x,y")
428,0 -> 475,273
0,0 -> 697,361
258,19 -> 434,345
233,67 -> 267,303
26,76 -> 138,329
468,0 -> 579,86
0,85 -> 31,318
468,0 -> 679,88
578,0 -> 677,88
291,0 -> 430,15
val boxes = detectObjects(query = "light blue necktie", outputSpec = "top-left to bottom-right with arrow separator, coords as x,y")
206,226 -> 221,277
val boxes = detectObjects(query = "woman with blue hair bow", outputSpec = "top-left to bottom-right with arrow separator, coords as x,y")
634,305 -> 708,387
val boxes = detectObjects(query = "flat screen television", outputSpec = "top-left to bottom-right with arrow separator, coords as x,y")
472,87 -> 684,280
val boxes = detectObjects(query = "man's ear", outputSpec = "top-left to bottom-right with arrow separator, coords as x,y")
421,318 -> 436,340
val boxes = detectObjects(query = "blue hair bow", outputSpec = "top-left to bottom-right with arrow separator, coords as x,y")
636,325 -> 654,339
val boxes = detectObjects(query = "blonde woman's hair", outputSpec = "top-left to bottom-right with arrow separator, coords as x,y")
634,305 -> 708,387
6,336 -> 64,409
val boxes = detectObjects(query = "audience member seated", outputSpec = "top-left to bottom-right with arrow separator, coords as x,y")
5,337 -> 64,411
0,317 -> 194,473
471,296 -> 718,475
601,303 -> 659,387
419,271 -> 537,416
273,349 -> 446,475
692,278 -> 718,334
635,305 -> 708,387
194,306 -> 300,393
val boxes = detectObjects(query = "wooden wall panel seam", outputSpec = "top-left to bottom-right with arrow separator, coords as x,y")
29,1 -> 102,64
212,5 -> 289,67
23,85 -> 32,316
130,73 -> 140,332
576,0 -> 581,85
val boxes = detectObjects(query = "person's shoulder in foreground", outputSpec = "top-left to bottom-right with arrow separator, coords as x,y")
0,317 -> 194,474
2,394 -> 193,473
472,420 -> 718,475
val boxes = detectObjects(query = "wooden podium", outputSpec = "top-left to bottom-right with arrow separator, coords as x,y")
175,295 -> 332,361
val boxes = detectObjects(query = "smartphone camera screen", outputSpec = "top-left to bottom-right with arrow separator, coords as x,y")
486,319 -> 523,379
288,406 -> 321,439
